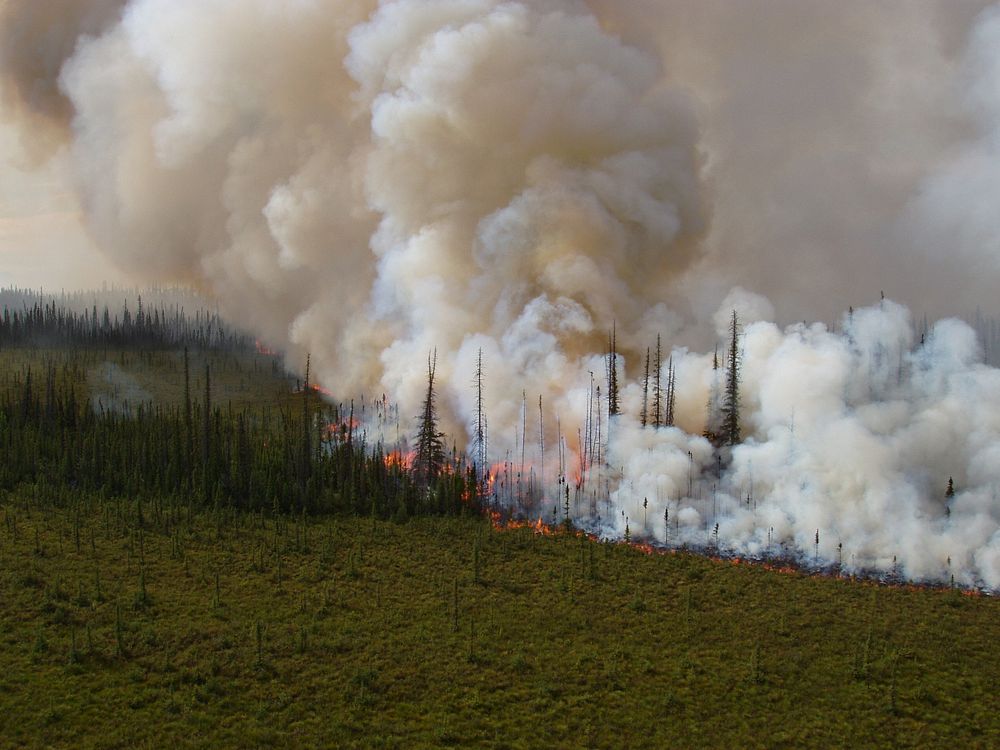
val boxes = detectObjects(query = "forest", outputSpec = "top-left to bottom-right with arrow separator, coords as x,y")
0,290 -> 998,748
0,288 -> 479,525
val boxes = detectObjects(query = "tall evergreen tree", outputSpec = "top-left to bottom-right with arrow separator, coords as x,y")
721,311 -> 741,446
664,356 -> 676,428
652,335 -> 663,427
202,362 -> 212,500
473,348 -> 487,479
183,347 -> 193,467
704,345 -> 721,445
641,347 -> 650,428
301,354 -> 313,506
413,350 -> 445,488
607,324 -> 620,418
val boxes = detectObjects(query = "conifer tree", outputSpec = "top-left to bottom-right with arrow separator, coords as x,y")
665,356 -> 676,428
607,324 -> 620,418
202,363 -> 212,499
301,354 -> 313,507
473,348 -> 486,479
722,311 -> 741,446
413,350 -> 445,488
652,335 -> 663,427
183,347 -> 193,487
641,347 -> 650,428
704,346 -> 721,445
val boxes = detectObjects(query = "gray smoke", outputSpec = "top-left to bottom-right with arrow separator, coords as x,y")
3,0 -> 1000,586
0,0 -> 126,161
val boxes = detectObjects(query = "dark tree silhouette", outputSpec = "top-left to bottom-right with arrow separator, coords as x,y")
607,324 -> 620,418
641,347 -> 650,428
704,345 -> 721,445
664,356 -> 676,428
473,348 -> 487,480
652,334 -> 663,427
301,354 -> 313,506
721,311 -> 741,446
413,350 -> 446,487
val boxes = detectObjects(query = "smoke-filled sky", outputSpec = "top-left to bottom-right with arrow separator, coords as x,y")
5,0 -> 1000,586
1,1 -> 998,314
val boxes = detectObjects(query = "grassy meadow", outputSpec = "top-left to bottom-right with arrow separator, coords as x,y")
0,491 -> 996,749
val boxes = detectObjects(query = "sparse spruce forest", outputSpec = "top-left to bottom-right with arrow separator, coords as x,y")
0,289 -> 998,748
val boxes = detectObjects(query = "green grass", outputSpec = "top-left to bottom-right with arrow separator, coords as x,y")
0,491 -> 997,749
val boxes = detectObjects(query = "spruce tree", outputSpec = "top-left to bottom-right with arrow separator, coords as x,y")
704,346 -> 721,445
665,356 -> 676,428
183,347 -> 193,493
652,335 -> 663,427
607,324 -> 620,418
413,350 -> 445,488
641,347 -> 650,428
721,311 -> 741,446
301,354 -> 313,508
474,348 -> 486,479
202,362 -> 212,500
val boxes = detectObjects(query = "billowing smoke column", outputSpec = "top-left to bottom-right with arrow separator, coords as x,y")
4,0 -> 1000,587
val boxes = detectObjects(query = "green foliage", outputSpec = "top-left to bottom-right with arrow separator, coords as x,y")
413,351 -> 446,488
0,495 -> 996,748
0,345 -> 482,521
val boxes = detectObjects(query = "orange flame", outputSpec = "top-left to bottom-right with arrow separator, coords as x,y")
384,450 -> 415,470
255,339 -> 278,356
480,514 -> 987,596
325,417 -> 361,440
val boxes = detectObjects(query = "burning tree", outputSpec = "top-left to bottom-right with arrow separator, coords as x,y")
413,350 -> 446,487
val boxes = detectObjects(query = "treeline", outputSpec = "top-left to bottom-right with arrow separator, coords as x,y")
968,310 -> 1000,367
0,354 -> 479,521
0,287 -> 253,352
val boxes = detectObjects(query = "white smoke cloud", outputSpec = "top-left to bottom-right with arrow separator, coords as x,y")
2,1 -> 1000,586
600,299 -> 1000,589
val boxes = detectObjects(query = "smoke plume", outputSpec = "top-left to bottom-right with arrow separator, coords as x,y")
4,0 -> 1000,586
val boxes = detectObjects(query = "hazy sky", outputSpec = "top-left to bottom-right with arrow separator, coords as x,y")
0,120 -> 125,290
1,0 -> 998,320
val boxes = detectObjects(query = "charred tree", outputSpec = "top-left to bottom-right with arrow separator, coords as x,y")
641,347 -> 650,428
